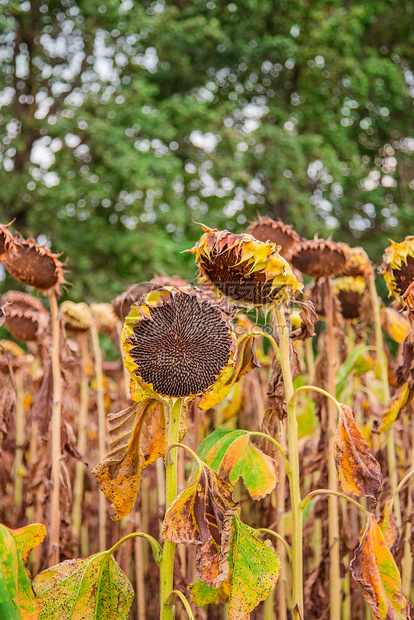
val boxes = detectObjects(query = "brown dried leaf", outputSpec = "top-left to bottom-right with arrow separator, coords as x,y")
350,515 -> 410,620
290,300 -> 318,341
396,331 -> 414,386
161,464 -> 238,586
334,404 -> 383,503
0,376 -> 15,447
92,399 -> 167,519
32,359 -> 53,437
266,342 -> 301,420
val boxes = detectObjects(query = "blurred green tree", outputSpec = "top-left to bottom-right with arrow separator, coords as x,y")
0,0 -> 413,300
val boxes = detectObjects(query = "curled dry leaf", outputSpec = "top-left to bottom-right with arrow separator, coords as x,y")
350,515 -> 410,620
198,333 -> 259,411
161,464 -> 237,586
197,428 -> 278,500
290,300 -> 318,341
217,513 -> 280,619
334,404 -> 383,503
266,340 -> 301,420
396,331 -> 414,385
92,399 -> 167,519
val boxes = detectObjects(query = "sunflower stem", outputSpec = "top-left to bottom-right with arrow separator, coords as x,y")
160,398 -> 183,620
368,272 -> 401,527
49,289 -> 62,566
91,319 -> 107,552
324,277 -> 341,620
274,305 -> 303,620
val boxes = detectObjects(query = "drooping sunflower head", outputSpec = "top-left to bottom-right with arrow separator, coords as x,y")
382,237 -> 414,302
188,225 -> 302,308
291,235 -> 347,279
341,246 -> 372,279
122,287 -> 236,401
61,301 -> 92,333
90,303 -> 118,335
3,236 -> 68,295
1,291 -> 49,342
247,216 -> 301,261
333,276 -> 366,321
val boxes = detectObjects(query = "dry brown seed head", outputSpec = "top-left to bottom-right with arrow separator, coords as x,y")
91,303 -> 118,333
3,236 -> 68,294
1,290 -> 46,313
61,301 -> 92,333
247,216 -> 301,260
291,235 -> 347,279
125,288 -> 235,399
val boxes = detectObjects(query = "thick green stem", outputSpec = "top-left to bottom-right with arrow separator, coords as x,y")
274,306 -> 303,619
368,273 -> 401,526
160,398 -> 183,620
325,277 -> 341,620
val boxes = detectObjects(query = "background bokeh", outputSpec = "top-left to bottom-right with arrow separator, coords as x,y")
0,0 -> 413,300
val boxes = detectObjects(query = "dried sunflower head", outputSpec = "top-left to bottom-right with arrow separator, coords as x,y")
341,246 -> 372,279
122,287 -> 236,401
188,225 -> 302,308
61,301 -> 92,333
247,216 -> 301,260
0,222 -> 14,258
3,236 -> 67,295
382,237 -> 414,302
1,291 -> 49,342
291,235 -> 347,279
90,303 -> 118,334
333,276 -> 366,321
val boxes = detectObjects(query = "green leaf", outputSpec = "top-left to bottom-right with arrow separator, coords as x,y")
188,578 -> 230,606
336,345 -> 374,399
197,428 -> 277,500
33,553 -> 134,620
219,515 -> 280,618
0,523 -> 46,620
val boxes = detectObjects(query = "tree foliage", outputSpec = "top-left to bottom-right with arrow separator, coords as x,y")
0,0 -> 413,299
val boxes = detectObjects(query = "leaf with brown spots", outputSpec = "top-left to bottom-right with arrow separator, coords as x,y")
92,399 -> 167,519
197,428 -> 278,500
161,464 -> 238,586
350,515 -> 410,620
379,500 -> 399,554
334,404 -> 383,502
217,513 -> 280,619
188,578 -> 230,606
290,300 -> 318,341
33,552 -> 134,620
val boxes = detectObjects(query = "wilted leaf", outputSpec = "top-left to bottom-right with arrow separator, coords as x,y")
161,464 -> 237,586
199,334 -> 259,411
379,500 -> 399,554
375,383 -> 414,434
188,578 -> 230,606
381,307 -> 411,344
217,514 -> 280,618
0,522 -> 46,619
197,428 -> 278,500
334,404 -> 382,502
266,342 -> 301,420
290,300 -> 318,341
92,399 -> 167,519
396,331 -> 414,385
350,515 -> 410,620
32,359 -> 53,437
33,553 -> 134,620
